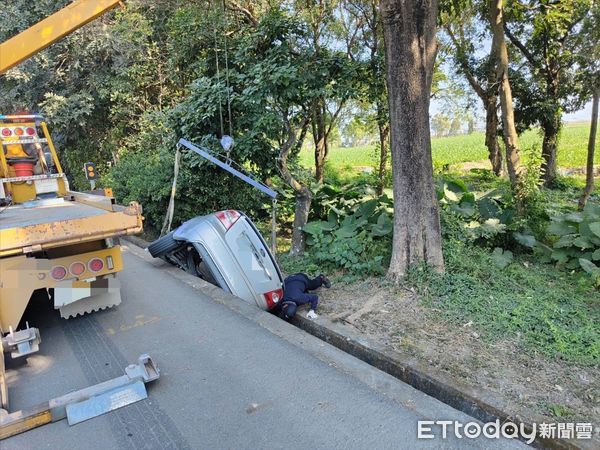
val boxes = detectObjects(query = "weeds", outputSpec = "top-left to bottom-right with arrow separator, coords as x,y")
406,238 -> 600,365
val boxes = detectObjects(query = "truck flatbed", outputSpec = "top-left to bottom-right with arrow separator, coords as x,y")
0,195 -> 143,257
0,199 -> 106,229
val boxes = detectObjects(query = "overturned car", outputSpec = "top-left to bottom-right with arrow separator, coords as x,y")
148,210 -> 284,311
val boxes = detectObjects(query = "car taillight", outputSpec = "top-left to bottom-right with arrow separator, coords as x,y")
215,210 -> 241,231
264,288 -> 283,309
1,128 -> 11,137
88,258 -> 104,272
51,266 -> 67,281
70,261 -> 86,276
14,127 -> 24,136
26,127 -> 36,136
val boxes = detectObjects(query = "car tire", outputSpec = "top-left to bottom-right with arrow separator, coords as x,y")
148,231 -> 180,257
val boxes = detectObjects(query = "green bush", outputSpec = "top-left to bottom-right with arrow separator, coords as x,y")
437,177 -> 516,247
536,203 -> 600,286
302,190 -> 393,276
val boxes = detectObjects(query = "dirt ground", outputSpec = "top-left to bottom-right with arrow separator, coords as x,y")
314,279 -> 599,425
452,160 -> 600,177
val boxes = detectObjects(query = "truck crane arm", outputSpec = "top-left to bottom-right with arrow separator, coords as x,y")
0,0 -> 124,74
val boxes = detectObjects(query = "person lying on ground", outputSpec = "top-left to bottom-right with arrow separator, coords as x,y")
275,273 -> 331,321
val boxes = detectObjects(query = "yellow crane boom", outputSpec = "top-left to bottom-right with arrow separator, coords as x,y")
0,0 -> 124,74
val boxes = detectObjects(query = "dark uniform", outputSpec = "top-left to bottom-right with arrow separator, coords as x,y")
275,273 -> 330,320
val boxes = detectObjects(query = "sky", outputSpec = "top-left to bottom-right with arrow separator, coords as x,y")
564,101 -> 594,123
430,95 -> 594,129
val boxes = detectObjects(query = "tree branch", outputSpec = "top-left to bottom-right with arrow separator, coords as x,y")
278,109 -> 312,194
325,101 -> 346,138
224,0 -> 258,27
503,23 -> 541,70
445,25 -> 487,101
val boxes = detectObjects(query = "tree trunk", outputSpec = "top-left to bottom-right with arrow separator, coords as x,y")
468,116 -> 475,135
278,113 -> 312,256
290,187 -> 312,255
313,99 -> 328,183
377,103 -> 389,195
579,87 -> 599,210
488,0 -> 523,192
541,102 -> 561,186
484,94 -> 503,176
381,0 -> 444,279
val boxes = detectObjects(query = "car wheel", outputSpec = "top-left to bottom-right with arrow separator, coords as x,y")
148,231 -> 180,257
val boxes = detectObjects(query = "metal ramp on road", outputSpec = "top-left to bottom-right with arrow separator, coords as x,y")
0,354 -> 159,439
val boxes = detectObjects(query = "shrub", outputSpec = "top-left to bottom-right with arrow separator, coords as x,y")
536,203 -> 600,286
437,177 -> 515,247
302,192 -> 392,276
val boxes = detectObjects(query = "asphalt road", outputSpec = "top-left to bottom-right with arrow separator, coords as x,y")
4,244 -> 527,449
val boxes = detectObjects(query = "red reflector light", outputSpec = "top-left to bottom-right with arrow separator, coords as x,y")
88,258 -> 104,272
26,127 -> 36,136
14,127 -> 24,136
215,210 -> 241,230
70,262 -> 86,276
51,266 -> 67,281
1,128 -> 11,137
264,288 -> 283,309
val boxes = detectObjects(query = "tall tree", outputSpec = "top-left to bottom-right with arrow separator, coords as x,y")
341,0 -> 389,194
504,0 -> 592,186
381,0 -> 445,278
573,2 -> 600,209
223,9 -> 335,255
295,0 -> 356,183
488,0 -> 523,192
444,13 -> 504,175
579,88 -> 599,209
278,110 -> 312,255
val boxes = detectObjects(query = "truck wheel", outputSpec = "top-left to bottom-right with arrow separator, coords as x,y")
148,231 -> 180,257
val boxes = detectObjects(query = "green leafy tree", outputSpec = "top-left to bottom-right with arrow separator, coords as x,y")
573,4 -> 600,209
504,0 -> 594,186
339,0 -> 390,194
443,2 -> 505,175
293,1 -> 361,183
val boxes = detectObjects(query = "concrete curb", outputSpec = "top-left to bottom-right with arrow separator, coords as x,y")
123,234 -> 150,249
122,236 -> 592,450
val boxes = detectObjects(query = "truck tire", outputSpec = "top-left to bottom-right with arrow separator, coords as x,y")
148,231 -> 180,258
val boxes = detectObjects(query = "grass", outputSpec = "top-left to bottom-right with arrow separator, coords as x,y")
277,215 -> 600,364
299,122 -> 599,171
428,176 -> 598,363
408,238 -> 600,365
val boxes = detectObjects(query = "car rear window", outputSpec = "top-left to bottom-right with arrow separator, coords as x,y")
225,219 -> 279,290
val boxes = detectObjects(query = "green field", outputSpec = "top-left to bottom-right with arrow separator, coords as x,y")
299,122 -> 598,171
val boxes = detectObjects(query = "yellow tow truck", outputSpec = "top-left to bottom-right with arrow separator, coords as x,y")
0,0 -> 146,421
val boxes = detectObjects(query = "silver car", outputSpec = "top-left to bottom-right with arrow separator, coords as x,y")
148,210 -> 284,310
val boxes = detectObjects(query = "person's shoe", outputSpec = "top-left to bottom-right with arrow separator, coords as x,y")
320,274 -> 331,288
